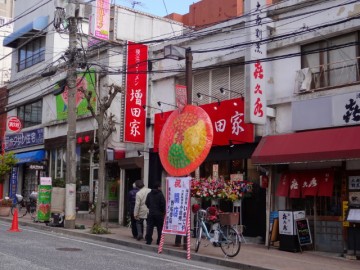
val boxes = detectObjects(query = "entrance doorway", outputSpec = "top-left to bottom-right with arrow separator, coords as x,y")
123,168 -> 141,225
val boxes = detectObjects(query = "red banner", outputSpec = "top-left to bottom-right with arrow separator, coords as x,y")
289,173 -> 301,198
124,41 -> 148,143
301,172 -> 320,197
153,98 -> 254,151
317,170 -> 334,197
276,173 -> 290,197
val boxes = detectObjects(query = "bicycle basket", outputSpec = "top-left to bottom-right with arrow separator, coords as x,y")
219,212 -> 239,226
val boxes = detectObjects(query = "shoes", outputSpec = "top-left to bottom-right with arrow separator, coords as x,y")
173,243 -> 181,247
137,236 -> 143,241
183,244 -> 187,250
146,242 -> 151,245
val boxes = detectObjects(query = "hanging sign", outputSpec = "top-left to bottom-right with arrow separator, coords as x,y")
124,41 -> 148,143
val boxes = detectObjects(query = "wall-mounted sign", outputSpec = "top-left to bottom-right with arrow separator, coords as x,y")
349,176 -> 360,190
7,116 -> 22,133
124,41 -> 148,143
5,128 -> 44,151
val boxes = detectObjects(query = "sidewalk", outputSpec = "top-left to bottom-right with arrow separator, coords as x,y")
1,214 -> 359,270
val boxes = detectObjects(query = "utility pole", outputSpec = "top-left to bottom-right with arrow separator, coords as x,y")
64,2 -> 79,229
185,48 -> 193,105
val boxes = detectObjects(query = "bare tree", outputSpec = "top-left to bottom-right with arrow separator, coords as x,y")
81,83 -> 122,227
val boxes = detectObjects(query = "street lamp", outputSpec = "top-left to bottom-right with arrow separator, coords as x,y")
157,101 -> 178,109
196,93 -> 221,106
164,45 -> 192,105
219,87 -> 243,97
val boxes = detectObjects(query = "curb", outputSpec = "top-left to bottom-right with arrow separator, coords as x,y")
1,217 -> 271,270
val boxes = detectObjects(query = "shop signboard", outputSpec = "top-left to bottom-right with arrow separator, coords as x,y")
295,218 -> 312,246
5,128 -> 44,151
163,176 -> 191,235
124,41 -> 148,143
37,185 -> 52,222
7,116 -> 22,133
9,167 -> 18,203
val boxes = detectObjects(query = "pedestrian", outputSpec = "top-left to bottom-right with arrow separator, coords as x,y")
174,235 -> 187,250
133,180 -> 151,240
128,182 -> 139,239
145,182 -> 165,245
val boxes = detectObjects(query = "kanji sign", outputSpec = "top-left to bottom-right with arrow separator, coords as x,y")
163,176 -> 191,235
153,98 -> 254,151
124,41 -> 148,143
245,0 -> 267,125
7,116 -> 22,133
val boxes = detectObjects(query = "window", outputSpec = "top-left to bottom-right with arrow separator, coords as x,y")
17,100 -> 42,128
301,32 -> 359,89
18,37 -> 45,71
176,65 -> 245,105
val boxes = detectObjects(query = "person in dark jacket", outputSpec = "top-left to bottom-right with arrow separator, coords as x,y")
145,182 -> 166,245
128,182 -> 139,238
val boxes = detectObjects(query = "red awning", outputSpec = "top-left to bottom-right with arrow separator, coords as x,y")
252,126 -> 360,164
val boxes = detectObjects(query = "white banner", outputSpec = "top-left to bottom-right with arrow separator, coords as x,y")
163,176 -> 191,235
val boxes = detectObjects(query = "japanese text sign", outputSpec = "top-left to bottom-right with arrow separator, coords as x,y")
245,0 -> 267,125
349,176 -> 360,190
333,92 -> 360,126
163,177 -> 191,235
5,128 -> 44,151
153,98 -> 254,151
124,41 -> 148,143
91,0 -> 110,40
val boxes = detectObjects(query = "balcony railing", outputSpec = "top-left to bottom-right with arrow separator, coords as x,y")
294,57 -> 360,94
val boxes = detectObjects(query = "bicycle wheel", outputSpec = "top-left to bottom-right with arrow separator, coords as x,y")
11,203 -> 27,218
195,225 -> 203,252
219,226 -> 241,257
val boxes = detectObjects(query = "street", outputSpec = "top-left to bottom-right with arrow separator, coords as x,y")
0,221 -> 231,270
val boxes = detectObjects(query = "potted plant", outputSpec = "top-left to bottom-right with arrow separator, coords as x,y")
0,197 -> 13,216
0,152 -> 18,199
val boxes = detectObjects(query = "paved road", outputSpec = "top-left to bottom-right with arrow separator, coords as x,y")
0,222 -> 231,270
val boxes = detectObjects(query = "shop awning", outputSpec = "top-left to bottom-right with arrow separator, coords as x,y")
3,16 -> 49,48
15,150 -> 45,164
252,125 -> 360,165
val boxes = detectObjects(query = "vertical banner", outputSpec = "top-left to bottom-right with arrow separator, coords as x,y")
37,185 -> 52,222
124,41 -> 148,143
163,176 -> 191,235
245,0 -> 267,124
9,166 -> 18,203
90,0 -> 110,41
175,85 -> 187,111
159,176 -> 191,259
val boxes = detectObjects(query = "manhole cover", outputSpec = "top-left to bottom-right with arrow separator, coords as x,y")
56,248 -> 82,252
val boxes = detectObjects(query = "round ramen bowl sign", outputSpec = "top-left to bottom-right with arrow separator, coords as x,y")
7,116 -> 22,133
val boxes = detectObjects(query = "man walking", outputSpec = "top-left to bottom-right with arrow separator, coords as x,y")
134,180 -> 150,240
128,182 -> 139,238
145,182 -> 165,245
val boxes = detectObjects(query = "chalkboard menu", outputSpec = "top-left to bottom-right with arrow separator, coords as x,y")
295,218 -> 312,246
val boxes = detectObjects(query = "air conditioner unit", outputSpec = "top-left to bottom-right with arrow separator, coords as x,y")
299,68 -> 312,92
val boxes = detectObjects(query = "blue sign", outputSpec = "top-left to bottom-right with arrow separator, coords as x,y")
9,167 -> 18,203
5,128 -> 44,151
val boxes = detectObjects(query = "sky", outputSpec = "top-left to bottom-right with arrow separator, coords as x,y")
114,0 -> 200,17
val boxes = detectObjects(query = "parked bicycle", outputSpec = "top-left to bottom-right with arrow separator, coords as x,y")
194,208 -> 241,257
11,192 -> 37,219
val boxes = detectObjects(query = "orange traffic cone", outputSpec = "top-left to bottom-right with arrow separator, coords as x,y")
8,208 -> 21,232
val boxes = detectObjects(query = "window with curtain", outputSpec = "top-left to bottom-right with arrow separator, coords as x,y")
301,32 -> 359,89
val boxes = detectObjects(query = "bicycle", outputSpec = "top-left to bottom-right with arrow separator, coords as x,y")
194,208 -> 241,257
11,192 -> 37,219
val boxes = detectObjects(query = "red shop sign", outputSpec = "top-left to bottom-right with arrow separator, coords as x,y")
124,41 -> 148,143
7,116 -> 22,133
153,98 -> 254,151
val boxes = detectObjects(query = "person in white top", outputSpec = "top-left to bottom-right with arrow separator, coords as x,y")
133,180 -> 151,240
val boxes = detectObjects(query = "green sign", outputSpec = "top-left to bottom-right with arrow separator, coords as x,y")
37,185 -> 52,222
55,71 -> 96,120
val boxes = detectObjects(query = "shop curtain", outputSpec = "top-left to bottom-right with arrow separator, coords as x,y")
317,170 -> 334,197
301,171 -> 320,197
276,173 -> 290,197
289,173 -> 302,198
